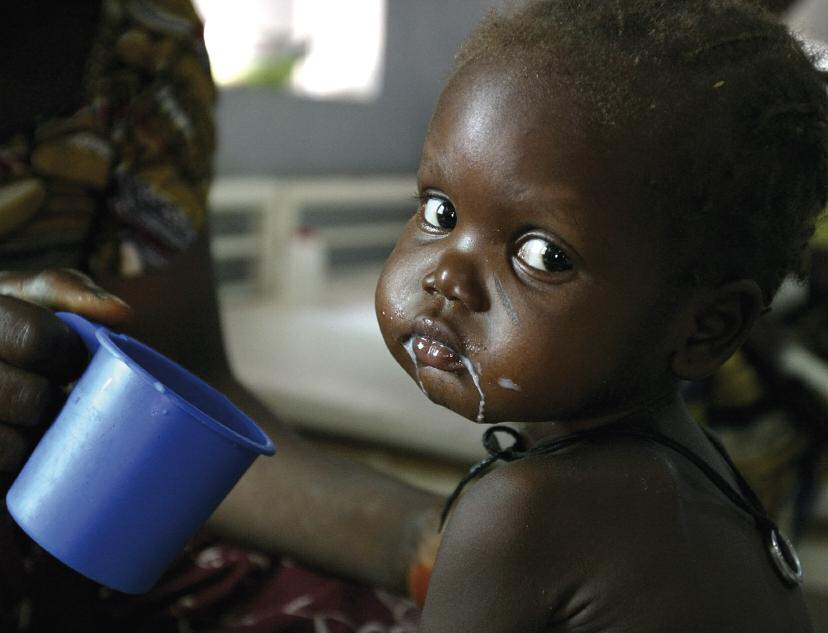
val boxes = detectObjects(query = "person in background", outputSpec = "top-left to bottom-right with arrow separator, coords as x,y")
0,2 -> 440,631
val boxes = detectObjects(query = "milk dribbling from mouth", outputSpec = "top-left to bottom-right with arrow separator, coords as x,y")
403,338 -> 426,393
460,355 -> 486,423
404,338 -> 486,422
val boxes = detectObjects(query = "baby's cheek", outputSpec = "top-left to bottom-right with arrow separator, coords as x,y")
374,268 -> 417,379
377,249 -> 416,308
374,300 -> 405,357
480,375 -> 537,422
375,262 -> 402,323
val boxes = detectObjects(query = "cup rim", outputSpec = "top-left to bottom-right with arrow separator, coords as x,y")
94,329 -> 276,456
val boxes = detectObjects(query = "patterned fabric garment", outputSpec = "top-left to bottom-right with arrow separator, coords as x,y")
3,528 -> 419,633
119,533 -> 420,633
0,0 -> 215,276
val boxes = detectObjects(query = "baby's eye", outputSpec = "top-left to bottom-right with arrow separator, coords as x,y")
422,196 -> 457,230
516,237 -> 573,273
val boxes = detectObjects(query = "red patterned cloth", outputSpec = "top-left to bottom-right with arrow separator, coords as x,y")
115,532 -> 420,633
1,514 -> 420,633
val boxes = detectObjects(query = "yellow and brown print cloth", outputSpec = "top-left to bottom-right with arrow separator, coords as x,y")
0,0 -> 215,276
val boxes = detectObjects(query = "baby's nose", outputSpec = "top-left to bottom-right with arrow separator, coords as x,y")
421,250 -> 489,312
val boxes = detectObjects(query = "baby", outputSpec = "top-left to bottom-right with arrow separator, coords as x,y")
374,0 -> 827,631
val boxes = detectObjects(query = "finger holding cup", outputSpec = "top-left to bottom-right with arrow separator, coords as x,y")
0,270 -> 132,473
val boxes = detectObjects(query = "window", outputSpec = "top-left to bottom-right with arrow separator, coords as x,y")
192,0 -> 386,101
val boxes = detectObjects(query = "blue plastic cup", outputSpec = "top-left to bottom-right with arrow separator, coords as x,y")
5,312 -> 276,593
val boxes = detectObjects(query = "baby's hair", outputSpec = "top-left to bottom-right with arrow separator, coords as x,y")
453,0 -> 828,301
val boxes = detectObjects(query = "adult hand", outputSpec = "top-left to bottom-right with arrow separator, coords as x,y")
0,269 -> 131,475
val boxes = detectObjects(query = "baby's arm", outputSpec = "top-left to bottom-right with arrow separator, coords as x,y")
419,460 -> 566,633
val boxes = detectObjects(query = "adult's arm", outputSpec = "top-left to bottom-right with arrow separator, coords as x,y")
95,227 -> 444,593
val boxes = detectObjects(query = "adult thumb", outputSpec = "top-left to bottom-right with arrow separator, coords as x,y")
0,269 -> 132,326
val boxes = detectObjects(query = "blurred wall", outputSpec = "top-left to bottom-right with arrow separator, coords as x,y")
214,0 -> 502,176
790,0 -> 828,42
213,0 -> 828,177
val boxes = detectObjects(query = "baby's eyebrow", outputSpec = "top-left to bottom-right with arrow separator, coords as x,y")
417,151 -> 453,182
504,180 -> 586,230
506,179 -> 583,204
418,152 -> 585,232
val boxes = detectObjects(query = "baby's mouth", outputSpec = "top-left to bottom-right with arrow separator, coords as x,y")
403,317 -> 486,422
404,319 -> 487,422
411,335 -> 465,372
406,316 -> 467,373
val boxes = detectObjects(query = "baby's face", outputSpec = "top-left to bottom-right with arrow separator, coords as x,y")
375,62 -> 680,425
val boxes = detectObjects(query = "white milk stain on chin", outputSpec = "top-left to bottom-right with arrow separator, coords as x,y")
497,377 -> 521,392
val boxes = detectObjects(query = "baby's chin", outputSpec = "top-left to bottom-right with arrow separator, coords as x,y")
413,374 -> 513,425
389,340 -> 524,424
397,363 -> 480,420
436,396 -> 494,424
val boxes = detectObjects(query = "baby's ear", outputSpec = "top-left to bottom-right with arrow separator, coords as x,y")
670,279 -> 764,381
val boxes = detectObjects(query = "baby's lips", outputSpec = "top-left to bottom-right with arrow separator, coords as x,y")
412,335 -> 465,372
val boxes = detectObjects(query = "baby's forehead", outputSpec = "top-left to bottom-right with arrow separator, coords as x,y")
425,65 -> 658,200
434,57 -> 662,171
426,66 -> 601,170
434,61 -> 577,129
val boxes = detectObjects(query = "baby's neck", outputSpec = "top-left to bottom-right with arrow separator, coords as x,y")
516,392 -> 740,490
516,390 -> 695,448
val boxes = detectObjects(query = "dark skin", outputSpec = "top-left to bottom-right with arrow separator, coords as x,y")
374,61 -> 813,631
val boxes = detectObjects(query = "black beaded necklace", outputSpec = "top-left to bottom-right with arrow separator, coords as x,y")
441,423 -> 803,587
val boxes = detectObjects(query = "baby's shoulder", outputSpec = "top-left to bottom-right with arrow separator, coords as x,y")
441,438 -> 688,573
427,439 -> 812,633
445,437 -> 713,583
425,440 -> 691,629
482,436 -> 686,525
